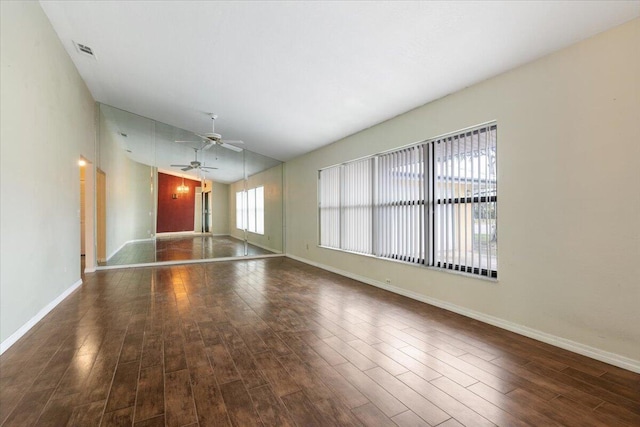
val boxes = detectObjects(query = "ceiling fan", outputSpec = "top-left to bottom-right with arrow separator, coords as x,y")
175,115 -> 243,153
170,148 -> 218,173
195,114 -> 244,152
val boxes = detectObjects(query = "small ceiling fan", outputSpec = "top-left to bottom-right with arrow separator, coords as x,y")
194,114 -> 244,152
170,148 -> 218,172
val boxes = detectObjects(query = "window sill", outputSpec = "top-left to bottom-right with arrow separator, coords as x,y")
317,244 -> 498,283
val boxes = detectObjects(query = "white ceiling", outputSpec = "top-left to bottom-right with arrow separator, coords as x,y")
41,1 -> 639,161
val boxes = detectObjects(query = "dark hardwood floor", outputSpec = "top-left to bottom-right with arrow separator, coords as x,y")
1,258 -> 638,426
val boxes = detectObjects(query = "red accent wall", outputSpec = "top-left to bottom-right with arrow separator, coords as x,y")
157,173 -> 201,233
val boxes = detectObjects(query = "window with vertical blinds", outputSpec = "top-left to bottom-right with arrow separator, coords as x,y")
236,186 -> 265,235
236,191 -> 246,230
434,126 -> 497,277
377,144 -> 427,264
319,167 -> 341,248
318,123 -> 497,278
341,159 -> 373,254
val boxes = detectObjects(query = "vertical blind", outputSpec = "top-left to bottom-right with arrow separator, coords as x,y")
376,145 -> 427,264
319,123 -> 497,278
340,159 -> 373,254
319,167 -> 341,249
434,125 -> 497,277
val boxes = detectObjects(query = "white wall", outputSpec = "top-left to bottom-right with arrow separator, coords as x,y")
98,110 -> 154,259
210,180 -> 230,235
230,164 -> 284,252
285,19 -> 640,367
0,2 -> 96,345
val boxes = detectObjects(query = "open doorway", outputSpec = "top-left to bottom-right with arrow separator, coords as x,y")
193,182 -> 212,233
96,168 -> 106,264
79,158 -> 97,273
194,186 -> 203,232
80,161 -> 86,259
203,191 -> 210,233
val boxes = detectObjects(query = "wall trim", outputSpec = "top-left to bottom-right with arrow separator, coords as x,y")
226,234 -> 281,254
246,240 -> 281,254
0,278 -> 83,355
155,231 -> 199,238
95,253 -> 285,271
107,238 -> 154,261
286,253 -> 640,374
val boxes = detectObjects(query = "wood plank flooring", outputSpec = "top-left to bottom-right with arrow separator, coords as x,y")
1,258 -> 638,426
99,235 -> 275,267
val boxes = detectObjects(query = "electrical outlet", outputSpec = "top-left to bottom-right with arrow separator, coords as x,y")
385,278 -> 391,285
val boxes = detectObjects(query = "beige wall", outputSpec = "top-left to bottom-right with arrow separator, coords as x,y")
98,111 -> 154,259
210,180 -> 230,235
1,2 -> 96,345
285,19 -> 640,366
230,164 -> 284,252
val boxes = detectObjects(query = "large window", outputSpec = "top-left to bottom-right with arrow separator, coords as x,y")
318,123 -> 497,278
236,186 -> 265,235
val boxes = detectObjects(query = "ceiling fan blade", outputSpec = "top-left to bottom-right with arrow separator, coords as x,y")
181,166 -> 194,171
201,141 -> 215,150
200,166 -> 218,170
174,140 -> 201,144
221,139 -> 244,145
220,142 -> 243,152
170,164 -> 189,167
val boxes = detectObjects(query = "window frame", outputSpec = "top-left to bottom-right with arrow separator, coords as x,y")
236,185 -> 265,235
318,122 -> 497,279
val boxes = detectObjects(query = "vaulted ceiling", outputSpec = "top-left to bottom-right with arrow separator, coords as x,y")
41,1 -> 638,161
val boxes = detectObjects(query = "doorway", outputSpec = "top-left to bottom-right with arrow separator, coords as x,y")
80,162 -> 86,257
203,191 -> 210,233
194,187 -> 203,232
79,158 -> 97,273
96,168 -> 106,263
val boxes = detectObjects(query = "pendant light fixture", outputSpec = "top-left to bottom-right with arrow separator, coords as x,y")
177,176 -> 189,194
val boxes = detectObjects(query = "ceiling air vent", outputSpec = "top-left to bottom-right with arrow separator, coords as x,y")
73,41 -> 96,58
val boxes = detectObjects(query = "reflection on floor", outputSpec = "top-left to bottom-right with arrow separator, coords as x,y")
98,234 -> 275,266
2,258 -> 638,426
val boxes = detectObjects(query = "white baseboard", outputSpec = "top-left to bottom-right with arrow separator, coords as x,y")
107,238 -> 154,261
95,253 -> 285,271
247,240 -> 281,254
225,234 -> 280,254
155,231 -> 203,238
84,266 -> 96,273
286,253 -> 640,374
0,278 -> 83,355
